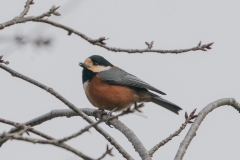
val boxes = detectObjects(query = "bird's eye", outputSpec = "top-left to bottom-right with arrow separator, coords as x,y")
93,62 -> 99,65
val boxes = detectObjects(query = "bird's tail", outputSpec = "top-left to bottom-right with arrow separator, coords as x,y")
149,92 -> 182,114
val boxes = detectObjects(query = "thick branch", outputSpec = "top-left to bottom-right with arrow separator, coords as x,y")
57,104 -> 144,144
93,108 -> 151,160
174,98 -> 240,160
57,106 -> 142,143
0,64 -> 132,160
5,108 -> 150,160
110,119 -> 151,160
0,2 -> 213,54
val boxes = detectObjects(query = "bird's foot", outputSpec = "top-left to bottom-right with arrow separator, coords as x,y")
105,107 -> 119,128
93,109 -> 107,121
134,102 -> 144,112
123,102 -> 144,114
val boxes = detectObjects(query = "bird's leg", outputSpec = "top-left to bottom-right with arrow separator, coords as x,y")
122,102 -> 144,114
107,107 -> 119,117
134,102 -> 144,112
134,102 -> 137,108
105,107 -> 119,128
93,108 -> 107,121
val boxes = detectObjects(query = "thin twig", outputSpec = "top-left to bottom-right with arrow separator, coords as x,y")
145,41 -> 154,49
174,98 -> 240,160
29,129 -> 111,160
0,125 -> 32,138
0,1 -> 213,54
148,109 -> 197,157
33,19 -> 214,54
0,3 -> 60,30
0,134 -> 95,160
0,64 -> 132,160
0,117 -> 95,160
97,145 -> 114,160
0,56 -> 9,65
18,0 -> 33,18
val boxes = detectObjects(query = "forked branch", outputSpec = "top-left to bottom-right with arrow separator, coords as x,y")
0,117 -> 97,160
0,56 -> 9,65
174,98 -> 240,160
148,109 -> 198,157
4,107 -> 151,160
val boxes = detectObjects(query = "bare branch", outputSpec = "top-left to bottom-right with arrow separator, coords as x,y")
0,1 -> 213,54
5,107 -> 150,160
32,19 -> 215,54
34,5 -> 61,19
0,64 -> 132,160
148,109 -> 198,157
97,145 -> 114,160
145,41 -> 154,49
18,0 -> 34,18
90,37 -> 109,45
0,118 -> 24,128
0,133 -> 97,160
0,125 -> 32,138
0,117 -> 96,160
57,106 -> 142,143
110,117 -> 151,160
0,3 -> 60,30
93,106 -> 151,160
29,129 -> 99,160
174,98 -> 240,160
0,56 -> 9,65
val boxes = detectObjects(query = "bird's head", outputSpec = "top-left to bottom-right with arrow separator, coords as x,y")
79,55 -> 113,72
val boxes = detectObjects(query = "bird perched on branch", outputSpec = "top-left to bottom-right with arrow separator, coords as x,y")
79,55 -> 182,115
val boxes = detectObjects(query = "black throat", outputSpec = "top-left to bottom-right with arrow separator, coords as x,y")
82,68 -> 96,83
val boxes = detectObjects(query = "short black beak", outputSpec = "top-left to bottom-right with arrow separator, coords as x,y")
79,62 -> 88,69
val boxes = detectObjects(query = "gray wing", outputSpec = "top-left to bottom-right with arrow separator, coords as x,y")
97,67 -> 166,95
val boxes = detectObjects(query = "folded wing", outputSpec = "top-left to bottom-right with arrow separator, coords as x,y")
97,67 -> 166,95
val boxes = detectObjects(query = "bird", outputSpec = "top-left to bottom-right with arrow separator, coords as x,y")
79,55 -> 182,115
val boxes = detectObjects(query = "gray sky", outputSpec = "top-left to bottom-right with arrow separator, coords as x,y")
1,0 -> 240,159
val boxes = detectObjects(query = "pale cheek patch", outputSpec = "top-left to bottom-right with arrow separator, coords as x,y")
84,58 -> 92,66
84,58 -> 93,69
91,66 -> 111,72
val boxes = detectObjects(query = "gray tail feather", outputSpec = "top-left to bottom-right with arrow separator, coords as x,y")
150,93 -> 182,114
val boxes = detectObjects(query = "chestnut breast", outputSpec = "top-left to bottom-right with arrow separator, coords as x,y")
84,75 -> 138,111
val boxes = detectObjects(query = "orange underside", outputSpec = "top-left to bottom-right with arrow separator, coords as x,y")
85,75 -> 149,111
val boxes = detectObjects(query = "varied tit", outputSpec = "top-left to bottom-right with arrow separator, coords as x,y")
79,55 -> 182,114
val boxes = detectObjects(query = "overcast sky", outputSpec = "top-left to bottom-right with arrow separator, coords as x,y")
1,0 -> 240,160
